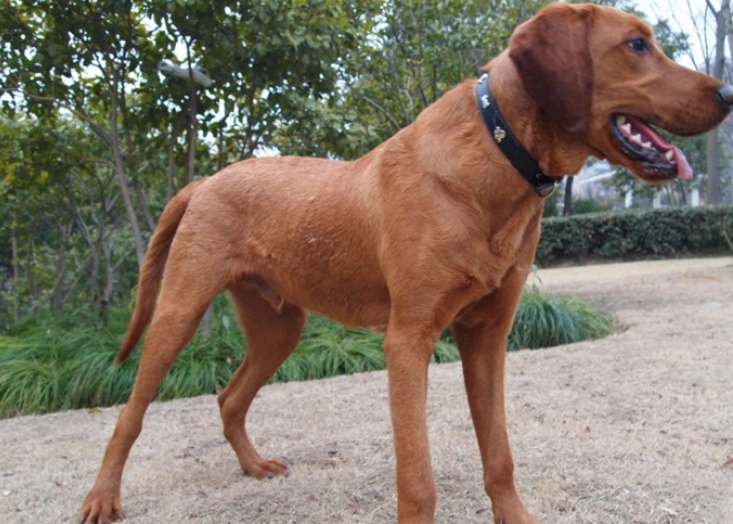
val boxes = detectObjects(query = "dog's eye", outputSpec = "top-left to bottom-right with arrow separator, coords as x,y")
627,38 -> 648,54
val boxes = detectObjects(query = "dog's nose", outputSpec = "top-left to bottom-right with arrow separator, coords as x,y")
717,84 -> 733,108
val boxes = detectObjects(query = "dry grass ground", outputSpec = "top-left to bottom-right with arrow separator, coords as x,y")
1,257 -> 732,524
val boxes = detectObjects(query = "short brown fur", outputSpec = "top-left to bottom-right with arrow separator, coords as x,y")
79,4 -> 731,524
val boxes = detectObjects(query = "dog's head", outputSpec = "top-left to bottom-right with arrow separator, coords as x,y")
508,2 -> 733,183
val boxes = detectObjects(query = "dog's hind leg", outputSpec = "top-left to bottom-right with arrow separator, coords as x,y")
217,284 -> 307,479
79,253 -> 227,524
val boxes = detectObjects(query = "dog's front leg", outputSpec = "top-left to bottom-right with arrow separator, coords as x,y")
383,325 -> 440,524
453,268 -> 545,524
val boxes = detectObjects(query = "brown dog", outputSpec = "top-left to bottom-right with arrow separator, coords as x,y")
79,3 -> 732,524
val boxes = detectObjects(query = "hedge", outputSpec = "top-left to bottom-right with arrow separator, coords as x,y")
537,205 -> 733,267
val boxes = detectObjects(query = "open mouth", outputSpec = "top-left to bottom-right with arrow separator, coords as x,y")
611,114 -> 693,180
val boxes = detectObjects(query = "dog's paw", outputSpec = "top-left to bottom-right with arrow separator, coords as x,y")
494,517 -> 546,524
78,489 -> 124,524
493,508 -> 546,524
243,458 -> 291,479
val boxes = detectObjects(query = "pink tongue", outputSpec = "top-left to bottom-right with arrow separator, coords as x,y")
626,116 -> 693,179
673,147 -> 693,179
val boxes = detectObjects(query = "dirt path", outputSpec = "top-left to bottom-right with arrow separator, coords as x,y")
1,257 -> 732,524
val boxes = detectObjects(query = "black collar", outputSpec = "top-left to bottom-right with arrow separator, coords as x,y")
475,72 -> 561,197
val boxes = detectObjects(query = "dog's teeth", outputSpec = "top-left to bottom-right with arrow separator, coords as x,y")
620,123 -> 632,134
630,134 -> 642,144
665,150 -> 674,161
616,115 -> 627,126
642,141 -> 652,149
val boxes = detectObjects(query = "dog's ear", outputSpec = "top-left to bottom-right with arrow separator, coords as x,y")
508,4 -> 593,134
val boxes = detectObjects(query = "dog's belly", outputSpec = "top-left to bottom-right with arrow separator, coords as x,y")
250,248 -> 392,332
247,275 -> 392,332
233,219 -> 391,331
298,287 -> 392,333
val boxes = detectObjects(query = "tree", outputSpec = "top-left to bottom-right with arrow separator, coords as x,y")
0,0 -> 165,266
0,114 -> 139,320
273,0 -> 560,161
662,0 -> 733,204
705,0 -> 731,205
0,0 -> 380,322
355,0 -> 549,139
0,0 -> 380,264
146,0 -> 381,162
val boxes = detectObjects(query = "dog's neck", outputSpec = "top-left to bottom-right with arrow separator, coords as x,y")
486,53 -> 595,178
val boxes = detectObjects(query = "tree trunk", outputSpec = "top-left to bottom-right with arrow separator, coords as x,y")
133,177 -> 157,232
111,141 -> 145,266
167,111 -> 187,201
90,206 -> 103,309
563,176 -> 574,216
50,222 -> 72,314
11,233 -> 19,323
25,235 -> 37,309
185,90 -> 198,185
106,68 -> 146,267
706,129 -> 721,204
184,41 -> 199,185
100,238 -> 115,326
706,0 -> 729,205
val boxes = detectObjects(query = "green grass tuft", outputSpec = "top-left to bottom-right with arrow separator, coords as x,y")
509,290 -> 612,351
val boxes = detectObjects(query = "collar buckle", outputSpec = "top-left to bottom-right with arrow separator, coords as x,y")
536,181 -> 558,198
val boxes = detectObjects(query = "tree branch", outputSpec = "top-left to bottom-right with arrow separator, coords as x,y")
111,244 -> 136,274
132,176 -> 157,232
6,86 -> 113,146
362,95 -> 401,132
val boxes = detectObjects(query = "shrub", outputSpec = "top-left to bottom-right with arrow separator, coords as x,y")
0,291 -> 612,417
510,291 -> 612,350
537,205 -> 733,266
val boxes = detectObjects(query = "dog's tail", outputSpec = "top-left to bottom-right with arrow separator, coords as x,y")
116,178 -> 208,365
